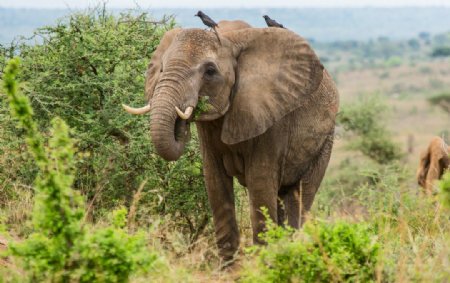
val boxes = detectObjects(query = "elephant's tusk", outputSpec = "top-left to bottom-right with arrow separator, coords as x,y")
122,103 -> 151,115
175,106 -> 194,120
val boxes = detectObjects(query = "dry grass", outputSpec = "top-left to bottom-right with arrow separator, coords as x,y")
330,59 -> 450,172
337,60 -> 450,100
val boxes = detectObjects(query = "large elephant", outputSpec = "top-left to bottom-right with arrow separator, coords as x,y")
417,136 -> 450,194
123,20 -> 339,260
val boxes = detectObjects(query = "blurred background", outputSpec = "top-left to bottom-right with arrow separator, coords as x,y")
2,0 -> 450,43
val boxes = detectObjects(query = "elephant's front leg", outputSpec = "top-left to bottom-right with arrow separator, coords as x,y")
246,166 -> 279,244
197,124 -> 239,261
203,155 -> 239,261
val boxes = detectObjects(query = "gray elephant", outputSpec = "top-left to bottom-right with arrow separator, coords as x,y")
123,20 -> 339,260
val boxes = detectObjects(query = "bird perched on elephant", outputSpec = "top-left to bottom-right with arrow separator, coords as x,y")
122,20 -> 339,262
417,136 -> 450,194
195,11 -> 221,43
263,15 -> 285,28
195,10 -> 219,30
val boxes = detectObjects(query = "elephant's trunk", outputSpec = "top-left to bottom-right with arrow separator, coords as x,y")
150,88 -> 191,161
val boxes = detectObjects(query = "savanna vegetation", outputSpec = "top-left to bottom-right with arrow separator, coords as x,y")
0,6 -> 449,282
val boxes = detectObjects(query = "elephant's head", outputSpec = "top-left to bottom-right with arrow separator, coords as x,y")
417,136 -> 450,193
123,21 -> 323,161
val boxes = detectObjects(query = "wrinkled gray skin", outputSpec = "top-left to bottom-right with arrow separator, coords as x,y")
126,20 -> 339,260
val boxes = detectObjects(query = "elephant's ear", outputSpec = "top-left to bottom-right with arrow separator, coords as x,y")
145,28 -> 181,101
221,28 -> 324,144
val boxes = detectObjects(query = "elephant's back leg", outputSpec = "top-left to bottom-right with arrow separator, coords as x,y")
277,196 -> 286,226
298,133 -> 334,225
278,184 -> 301,228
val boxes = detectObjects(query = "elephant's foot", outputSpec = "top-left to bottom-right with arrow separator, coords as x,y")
217,239 -> 239,264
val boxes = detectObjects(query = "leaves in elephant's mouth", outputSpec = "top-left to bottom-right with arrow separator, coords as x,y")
194,96 -> 212,118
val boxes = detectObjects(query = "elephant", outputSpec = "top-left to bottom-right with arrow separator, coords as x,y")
123,20 -> 339,261
417,136 -> 450,194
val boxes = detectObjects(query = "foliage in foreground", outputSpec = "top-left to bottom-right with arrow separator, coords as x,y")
338,94 -> 403,164
317,156 -> 450,282
0,6 -> 209,240
439,171 -> 450,208
3,58 -> 159,282
241,214 -> 380,283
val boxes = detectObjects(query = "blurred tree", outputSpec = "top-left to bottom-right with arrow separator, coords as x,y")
431,47 -> 450,57
407,39 -> 420,50
428,93 -> 450,114
338,94 -> 403,164
419,31 -> 431,41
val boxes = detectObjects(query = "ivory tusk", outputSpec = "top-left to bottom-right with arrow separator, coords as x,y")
122,103 -> 151,115
175,106 -> 194,120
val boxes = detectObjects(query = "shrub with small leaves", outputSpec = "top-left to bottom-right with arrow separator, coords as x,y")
242,217 -> 380,283
0,6 -> 210,240
73,207 -> 159,283
3,58 -> 159,282
11,7 -> 175,214
431,46 -> 450,57
338,94 -> 402,164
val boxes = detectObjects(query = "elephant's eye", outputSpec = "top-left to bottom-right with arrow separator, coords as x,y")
204,65 -> 217,77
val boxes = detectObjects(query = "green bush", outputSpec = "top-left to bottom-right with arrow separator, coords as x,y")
241,216 -> 380,283
0,7 -> 210,238
0,44 -> 16,74
384,56 -> 402,68
407,39 -> 420,50
143,130 -> 210,241
338,94 -> 402,164
4,58 -> 159,282
0,45 -> 5,73
428,92 -> 450,114
439,172 -> 450,208
12,7 -> 172,211
317,156 -> 449,282
74,208 -> 159,283
431,46 -> 450,57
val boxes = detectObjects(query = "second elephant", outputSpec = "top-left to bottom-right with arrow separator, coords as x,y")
417,136 -> 450,194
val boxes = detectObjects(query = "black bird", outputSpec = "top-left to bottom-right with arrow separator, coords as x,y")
195,11 -> 221,43
195,11 -> 218,29
263,15 -> 285,29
